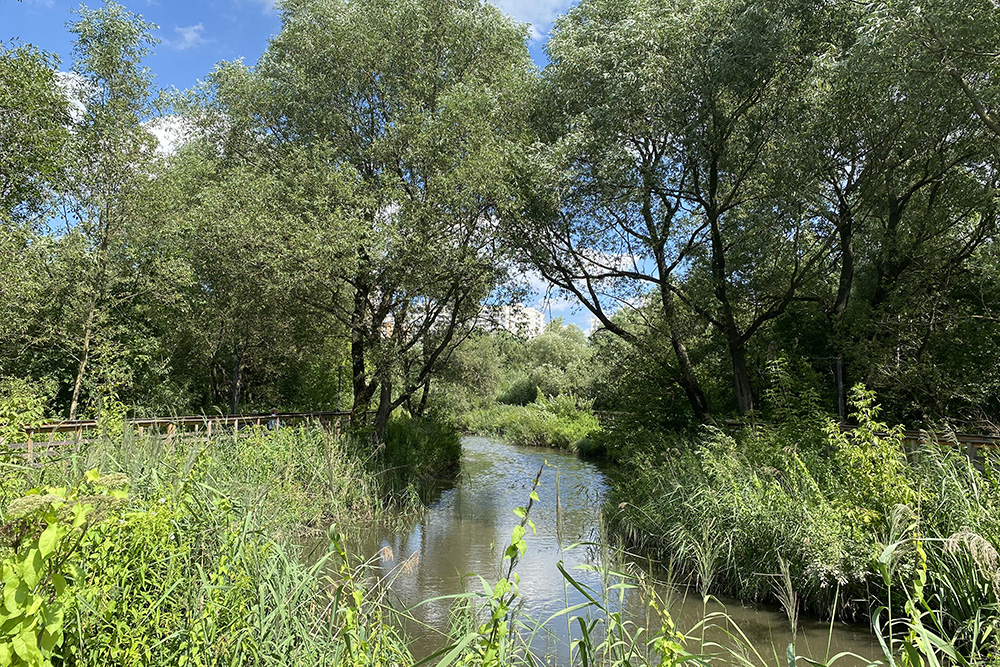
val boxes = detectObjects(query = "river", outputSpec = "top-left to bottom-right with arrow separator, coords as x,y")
313,436 -> 880,665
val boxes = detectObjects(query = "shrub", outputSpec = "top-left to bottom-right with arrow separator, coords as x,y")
381,414 -> 462,493
461,394 -> 600,451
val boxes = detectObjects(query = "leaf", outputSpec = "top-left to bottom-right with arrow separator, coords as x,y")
12,628 -> 42,664
18,550 -> 43,590
37,523 -> 58,560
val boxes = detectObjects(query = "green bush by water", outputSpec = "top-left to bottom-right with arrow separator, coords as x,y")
603,382 -> 1000,661
461,394 -> 600,451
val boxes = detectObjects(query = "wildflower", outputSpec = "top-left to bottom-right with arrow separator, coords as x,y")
96,473 -> 130,489
6,493 -> 63,518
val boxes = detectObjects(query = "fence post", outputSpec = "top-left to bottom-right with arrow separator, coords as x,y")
27,430 -> 33,463
166,423 -> 176,448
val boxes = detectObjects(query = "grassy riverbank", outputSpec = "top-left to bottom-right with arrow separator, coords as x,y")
601,387 -> 1000,662
458,394 -> 602,453
3,414 -> 993,665
0,419 -> 459,665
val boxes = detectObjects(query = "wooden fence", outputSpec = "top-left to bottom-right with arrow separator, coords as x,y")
2,410 -> 352,462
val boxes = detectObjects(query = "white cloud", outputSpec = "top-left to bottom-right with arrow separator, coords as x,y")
145,115 -> 195,156
168,23 -> 208,51
491,0 -> 575,42
55,71 -> 88,122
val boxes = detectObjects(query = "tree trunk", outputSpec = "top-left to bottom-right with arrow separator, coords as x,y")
728,339 -> 755,416
374,376 -> 393,441
230,343 -> 241,414
657,280 -> 712,423
414,376 -> 431,418
708,197 -> 755,417
350,285 -> 375,424
833,203 -> 854,319
68,299 -> 97,420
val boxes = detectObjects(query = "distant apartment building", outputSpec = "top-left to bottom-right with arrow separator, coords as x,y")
479,304 -> 546,339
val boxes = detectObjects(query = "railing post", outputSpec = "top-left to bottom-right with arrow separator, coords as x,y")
166,423 -> 176,448
27,430 -> 33,463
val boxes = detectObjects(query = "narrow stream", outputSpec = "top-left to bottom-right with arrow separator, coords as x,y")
321,436 -> 880,665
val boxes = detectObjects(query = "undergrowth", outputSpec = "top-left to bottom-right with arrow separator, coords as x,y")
460,393 -> 600,452
603,369 -> 1000,664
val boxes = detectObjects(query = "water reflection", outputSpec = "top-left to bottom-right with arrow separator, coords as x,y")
310,436 -> 880,665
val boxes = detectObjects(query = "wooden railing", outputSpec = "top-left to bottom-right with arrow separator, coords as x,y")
2,410 -> 352,462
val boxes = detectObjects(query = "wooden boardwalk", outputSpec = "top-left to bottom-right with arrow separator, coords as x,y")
2,410 -> 352,462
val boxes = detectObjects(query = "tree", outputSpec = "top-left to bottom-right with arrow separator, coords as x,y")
191,0 -> 534,436
57,2 -> 159,419
518,0 -> 836,420
0,42 -> 68,224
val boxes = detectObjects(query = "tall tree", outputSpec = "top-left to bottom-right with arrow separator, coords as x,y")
191,0 -> 533,435
520,0 -> 835,419
58,2 -> 159,419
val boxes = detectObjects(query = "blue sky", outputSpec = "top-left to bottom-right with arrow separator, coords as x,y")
2,0 -> 591,328
1,0 -> 570,90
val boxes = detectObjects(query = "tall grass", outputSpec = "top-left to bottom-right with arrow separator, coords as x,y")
460,393 -> 601,452
0,418 -> 461,666
4,407 -> 997,665
600,386 -> 1000,663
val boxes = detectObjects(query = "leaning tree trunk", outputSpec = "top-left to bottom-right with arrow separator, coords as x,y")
68,300 -> 97,421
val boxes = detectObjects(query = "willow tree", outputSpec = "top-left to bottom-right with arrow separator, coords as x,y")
519,0 -> 836,420
195,0 -> 533,435
58,3 -> 159,419
807,1 -> 1000,422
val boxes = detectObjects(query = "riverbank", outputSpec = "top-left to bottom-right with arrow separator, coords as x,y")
0,419 -> 459,665
457,393 -> 603,454
599,389 -> 1000,662
3,416 -> 991,666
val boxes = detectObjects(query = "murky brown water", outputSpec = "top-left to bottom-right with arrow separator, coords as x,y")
306,436 -> 881,665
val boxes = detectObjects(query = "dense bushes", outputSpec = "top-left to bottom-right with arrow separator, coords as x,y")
604,385 -> 1000,655
381,415 -> 462,494
460,394 -> 600,452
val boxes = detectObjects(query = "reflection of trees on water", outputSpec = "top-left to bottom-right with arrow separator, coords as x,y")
332,437 -> 878,663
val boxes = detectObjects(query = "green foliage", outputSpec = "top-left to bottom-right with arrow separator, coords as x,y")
0,42 -> 68,224
381,415 -> 462,494
827,386 -> 917,524
463,394 -> 600,451
0,424 -> 457,666
606,382 -> 1000,638
0,470 -> 127,667
0,379 -> 52,445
